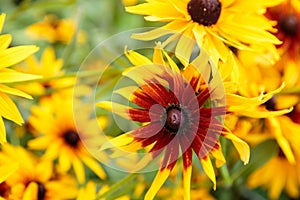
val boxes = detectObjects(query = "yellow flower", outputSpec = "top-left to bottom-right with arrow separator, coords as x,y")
248,148 -> 300,199
26,14 -> 86,44
0,13 -> 40,143
98,45 -> 250,199
28,93 -> 107,184
15,47 -> 74,97
126,0 -> 282,65
0,143 -> 78,200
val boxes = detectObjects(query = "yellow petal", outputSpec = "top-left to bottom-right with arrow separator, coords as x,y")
99,133 -> 134,151
0,84 -> 32,99
125,2 -> 182,21
210,147 -> 226,168
267,117 -> 295,164
0,93 -> 24,125
182,150 -> 192,200
0,118 -> 6,143
145,169 -> 171,200
81,154 -> 107,179
124,47 -> 152,66
0,69 -> 41,83
0,45 -> 39,69
131,20 -> 189,41
0,14 -> 6,33
162,50 -> 180,73
175,25 -> 195,67
23,182 -> 38,200
200,157 -> 216,190
97,101 -> 129,119
0,163 -> 18,183
73,156 -> 85,183
0,34 -> 11,51
222,131 -> 250,165
153,43 -> 166,66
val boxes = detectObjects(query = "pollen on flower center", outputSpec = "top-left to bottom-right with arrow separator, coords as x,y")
164,106 -> 184,133
63,130 -> 80,147
279,15 -> 299,36
187,0 -> 221,26
36,182 -> 46,200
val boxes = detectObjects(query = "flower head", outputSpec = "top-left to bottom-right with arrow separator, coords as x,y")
126,0 -> 281,64
28,93 -> 107,183
15,47 -> 74,97
26,14 -> 85,44
0,143 -> 78,200
0,13 -> 40,143
98,45 -> 249,199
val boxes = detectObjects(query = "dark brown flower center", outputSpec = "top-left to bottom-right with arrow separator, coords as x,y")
37,182 -> 46,200
279,15 -> 299,36
264,96 -> 277,111
187,0 -> 221,26
63,130 -> 80,147
0,182 -> 10,198
165,107 -> 183,133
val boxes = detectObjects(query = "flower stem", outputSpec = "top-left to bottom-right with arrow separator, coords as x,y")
219,164 -> 232,187
95,173 -> 137,200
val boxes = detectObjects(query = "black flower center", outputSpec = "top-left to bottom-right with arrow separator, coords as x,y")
37,182 -> 46,200
187,0 -> 222,26
263,96 -> 277,111
0,182 -> 10,198
279,14 -> 299,36
63,130 -> 80,147
164,106 -> 183,133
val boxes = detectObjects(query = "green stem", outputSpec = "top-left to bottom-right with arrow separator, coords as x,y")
219,164 -> 232,187
95,173 -> 137,200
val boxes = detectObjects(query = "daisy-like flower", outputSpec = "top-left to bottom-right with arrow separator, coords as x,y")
28,93 -> 107,183
0,13 -> 40,143
248,146 -> 300,199
98,45 -> 250,200
26,14 -> 85,44
0,143 -> 78,200
266,0 -> 300,58
125,0 -> 282,65
15,47 -> 74,97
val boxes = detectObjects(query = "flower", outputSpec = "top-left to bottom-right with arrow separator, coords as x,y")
0,143 -> 78,200
248,147 -> 300,199
27,94 -> 107,183
0,13 -> 40,143
125,0 -> 282,65
26,14 -> 85,44
98,46 -> 250,199
266,0 -> 300,58
15,47 -> 74,97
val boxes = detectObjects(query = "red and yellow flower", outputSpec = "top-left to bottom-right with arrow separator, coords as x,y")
98,45 -> 250,199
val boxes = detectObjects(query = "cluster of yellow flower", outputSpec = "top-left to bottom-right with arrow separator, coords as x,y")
1,0 -> 300,199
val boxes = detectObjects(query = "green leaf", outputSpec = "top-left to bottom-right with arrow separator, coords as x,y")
231,139 -> 278,182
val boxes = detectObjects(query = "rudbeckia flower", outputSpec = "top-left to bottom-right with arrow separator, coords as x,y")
15,47 -> 74,97
248,147 -> 300,199
229,38 -> 299,165
0,143 -> 78,200
28,94 -> 107,183
125,0 -> 282,64
98,46 -> 250,199
266,0 -> 300,58
0,13 -> 40,143
26,14 -> 86,44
